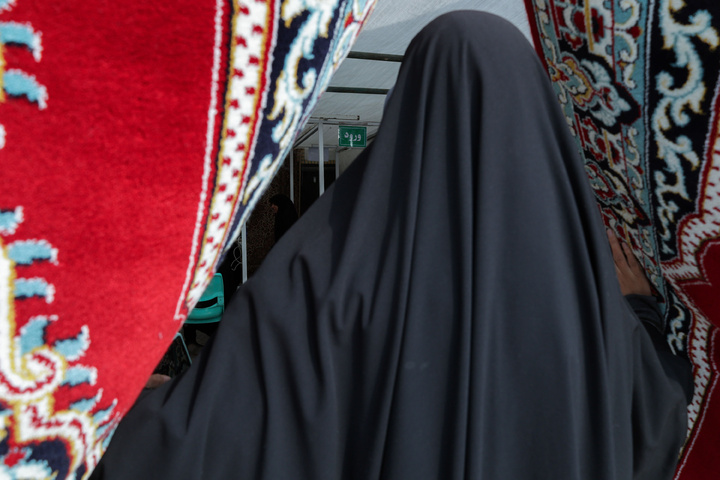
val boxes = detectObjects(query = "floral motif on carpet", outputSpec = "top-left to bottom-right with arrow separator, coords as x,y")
524,1 -> 720,477
0,0 -> 376,477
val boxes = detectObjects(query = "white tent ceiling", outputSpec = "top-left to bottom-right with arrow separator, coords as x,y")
295,0 -> 533,151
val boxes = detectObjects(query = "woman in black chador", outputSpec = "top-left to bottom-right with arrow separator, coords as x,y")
92,11 -> 690,479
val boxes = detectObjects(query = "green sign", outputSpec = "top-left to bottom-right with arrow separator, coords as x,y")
338,125 -> 367,148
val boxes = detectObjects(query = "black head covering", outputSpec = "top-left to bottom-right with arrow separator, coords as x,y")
92,11 -> 689,480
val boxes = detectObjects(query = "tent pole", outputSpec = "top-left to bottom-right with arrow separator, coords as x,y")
241,224 -> 247,283
289,148 -> 294,203
335,148 -> 339,178
318,119 -> 325,196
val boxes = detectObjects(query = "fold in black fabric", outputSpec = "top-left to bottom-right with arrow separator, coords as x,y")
92,12 -> 690,479
625,294 -> 694,405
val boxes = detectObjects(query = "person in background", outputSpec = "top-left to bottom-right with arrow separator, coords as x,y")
269,193 -> 298,243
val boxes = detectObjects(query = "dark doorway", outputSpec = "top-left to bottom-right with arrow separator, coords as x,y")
300,162 -> 336,216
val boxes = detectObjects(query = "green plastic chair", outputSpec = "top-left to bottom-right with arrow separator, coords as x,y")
185,273 -> 224,324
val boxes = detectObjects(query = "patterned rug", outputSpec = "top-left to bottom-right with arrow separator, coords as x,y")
0,0 -> 375,477
524,1 -> 720,478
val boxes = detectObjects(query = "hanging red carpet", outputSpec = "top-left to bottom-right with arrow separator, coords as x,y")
0,0 -> 375,477
524,1 -> 720,478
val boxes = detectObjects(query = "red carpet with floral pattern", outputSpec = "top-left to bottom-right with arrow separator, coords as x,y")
524,1 -> 720,478
0,0 -> 375,477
